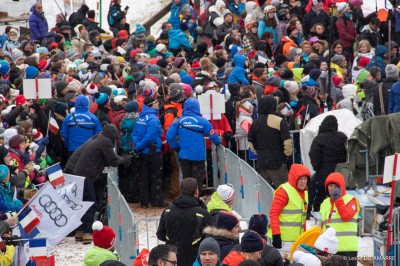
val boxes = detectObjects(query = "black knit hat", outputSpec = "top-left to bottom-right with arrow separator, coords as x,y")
228,82 -> 241,96
249,214 -> 268,236
241,231 -> 264,253
216,211 -> 239,231
215,57 -> 227,68
157,59 -> 168,69
144,96 -> 158,107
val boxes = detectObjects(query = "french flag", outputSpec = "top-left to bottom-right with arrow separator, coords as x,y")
28,238 -> 48,264
47,163 -> 65,187
18,206 -> 40,235
48,112 -> 59,135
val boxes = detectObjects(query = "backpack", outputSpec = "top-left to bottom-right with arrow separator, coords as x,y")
202,11 -> 219,39
107,4 -> 121,27
119,115 -> 136,154
361,101 -> 374,121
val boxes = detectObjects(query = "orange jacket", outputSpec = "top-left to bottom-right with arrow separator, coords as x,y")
324,173 -> 358,222
263,84 -> 278,96
269,164 -> 310,235
222,250 -> 245,266
163,102 -> 183,132
281,36 -> 298,57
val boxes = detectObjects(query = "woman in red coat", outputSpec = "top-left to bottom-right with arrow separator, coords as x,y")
335,2 -> 358,61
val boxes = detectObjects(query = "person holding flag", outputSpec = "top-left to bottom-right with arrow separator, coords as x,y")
0,165 -> 23,212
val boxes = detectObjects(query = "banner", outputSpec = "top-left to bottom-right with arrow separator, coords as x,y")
63,173 -> 85,201
57,182 -> 93,217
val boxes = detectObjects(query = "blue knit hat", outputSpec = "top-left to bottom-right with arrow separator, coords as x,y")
182,75 -> 194,85
36,47 -> 49,53
25,66 -> 39,79
94,92 -> 109,106
0,164 -> 9,182
0,61 -> 10,77
249,214 -> 268,236
124,101 -> 139,112
135,24 -> 146,35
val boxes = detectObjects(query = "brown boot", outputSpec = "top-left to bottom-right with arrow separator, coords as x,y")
75,231 -> 84,242
82,233 -> 93,244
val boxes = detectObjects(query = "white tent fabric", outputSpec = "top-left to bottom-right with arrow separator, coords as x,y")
300,109 -> 363,175
362,0 -> 393,17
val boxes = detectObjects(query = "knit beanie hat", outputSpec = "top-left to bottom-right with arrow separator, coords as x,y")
99,85 -> 113,96
332,76 -> 343,87
385,64 -> 399,79
124,101 -> 139,112
142,87 -> 156,99
216,211 -> 239,231
358,57 -> 371,68
92,221 -> 116,250
0,61 -> 10,77
314,227 -> 338,254
215,0 -> 226,9
94,92 -> 109,106
253,68 -> 265,78
11,49 -> 24,64
135,24 -> 146,35
301,85 -> 317,98
157,59 -> 168,69
217,184 -> 235,202
331,55 -> 344,66
32,128 -> 43,142
9,134 -> 26,148
336,2 -> 349,13
284,81 -> 299,94
87,83 -> 99,95
293,251 -> 321,266
117,30 -> 129,40
248,214 -> 268,236
266,76 -> 281,87
67,48 -> 78,59
25,66 -> 39,79
309,69 -> 322,81
0,165 -> 9,182
15,95 -> 27,106
148,65 -> 160,75
156,44 -> 167,53
199,237 -> 220,257
91,73 -> 104,84
241,231 -> 264,253
182,84 -> 193,98
182,75 -> 194,86
223,9 -> 232,17
169,84 -> 184,103
144,96 -> 158,107
173,57 -> 186,69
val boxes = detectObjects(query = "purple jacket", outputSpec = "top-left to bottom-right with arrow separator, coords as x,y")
29,5 -> 48,41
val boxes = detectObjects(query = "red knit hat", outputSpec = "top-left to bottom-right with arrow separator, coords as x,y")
15,95 -> 27,106
92,221 -> 116,250
358,57 -> 371,68
117,30 -> 129,40
332,76 -> 343,87
130,49 -> 140,58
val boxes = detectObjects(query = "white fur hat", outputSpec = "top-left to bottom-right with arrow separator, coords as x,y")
293,251 -> 321,266
284,81 -> 299,94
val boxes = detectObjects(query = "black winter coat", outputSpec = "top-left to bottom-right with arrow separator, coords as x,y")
302,9 -> 329,38
157,195 -> 210,266
225,95 -> 241,133
69,9 -> 87,31
374,78 -> 397,115
71,134 -> 122,180
259,235 -> 283,266
295,94 -> 319,128
82,18 -> 105,33
203,226 -> 239,261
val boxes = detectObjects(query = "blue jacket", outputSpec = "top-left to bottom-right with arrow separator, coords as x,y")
168,29 -> 193,50
396,9 -> 400,32
366,45 -> 387,78
388,80 -> 400,113
61,95 -> 102,152
227,55 -> 249,85
258,20 -> 278,45
166,98 -> 220,161
29,5 -> 48,41
168,0 -> 187,29
132,105 -> 162,154
0,33 -> 7,48
0,183 -> 22,212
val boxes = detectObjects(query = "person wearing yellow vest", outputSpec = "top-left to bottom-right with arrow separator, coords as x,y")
268,164 -> 310,254
320,172 -> 359,266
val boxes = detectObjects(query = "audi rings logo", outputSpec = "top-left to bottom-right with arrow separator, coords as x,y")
39,195 -> 68,227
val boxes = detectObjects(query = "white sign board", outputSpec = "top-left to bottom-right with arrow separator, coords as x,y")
23,79 -> 52,100
383,154 -> 400,184
198,90 -> 225,120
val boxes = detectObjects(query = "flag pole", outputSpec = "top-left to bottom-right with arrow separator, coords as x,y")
46,111 -> 51,137
302,104 -> 309,129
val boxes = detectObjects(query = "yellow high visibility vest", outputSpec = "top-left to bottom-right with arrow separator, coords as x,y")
320,194 -> 359,252
268,182 -> 308,242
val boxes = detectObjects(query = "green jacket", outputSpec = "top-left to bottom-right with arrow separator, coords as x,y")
207,192 -> 232,213
83,246 -> 119,266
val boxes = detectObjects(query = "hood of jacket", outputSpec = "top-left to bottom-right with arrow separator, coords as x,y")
183,98 -> 201,116
30,5 -> 43,17
140,104 -> 159,117
173,194 -> 203,209
233,54 -> 246,69
324,172 -> 346,195
258,96 -> 277,115
288,164 -> 311,190
209,5 -> 223,17
245,1 -> 257,13
207,192 -> 232,212
74,24 -> 83,38
376,45 -> 387,57
203,226 -> 239,241
75,95 -> 89,112
318,115 -> 338,134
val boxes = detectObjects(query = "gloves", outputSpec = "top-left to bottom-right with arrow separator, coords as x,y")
121,155 -> 132,166
272,234 -> 282,249
329,187 -> 342,201
222,131 -> 234,142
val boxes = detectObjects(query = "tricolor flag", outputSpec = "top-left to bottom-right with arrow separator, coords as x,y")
47,163 -> 65,187
18,206 -> 40,236
303,104 -> 311,128
48,112 -> 59,135
28,238 -> 47,263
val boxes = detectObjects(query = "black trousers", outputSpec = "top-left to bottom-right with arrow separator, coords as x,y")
180,159 -> 205,193
307,172 -> 329,214
140,153 -> 163,206
118,157 -> 140,203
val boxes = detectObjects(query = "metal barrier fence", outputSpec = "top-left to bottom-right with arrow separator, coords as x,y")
107,167 -> 137,265
389,207 -> 400,265
212,144 -> 275,218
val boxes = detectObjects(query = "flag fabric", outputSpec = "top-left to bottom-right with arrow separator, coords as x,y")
18,206 -> 40,235
47,163 -> 65,187
28,238 -> 47,263
48,112 -> 59,135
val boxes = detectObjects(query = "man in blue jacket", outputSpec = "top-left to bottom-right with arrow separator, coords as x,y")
132,97 -> 166,208
166,98 -> 220,192
61,95 -> 102,157
168,0 -> 186,29
29,3 -> 49,42
227,54 -> 250,85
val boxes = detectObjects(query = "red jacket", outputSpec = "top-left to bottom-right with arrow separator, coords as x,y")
269,164 -> 310,235
222,250 -> 245,266
206,114 -> 232,149
324,172 -> 358,221
335,18 -> 358,49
